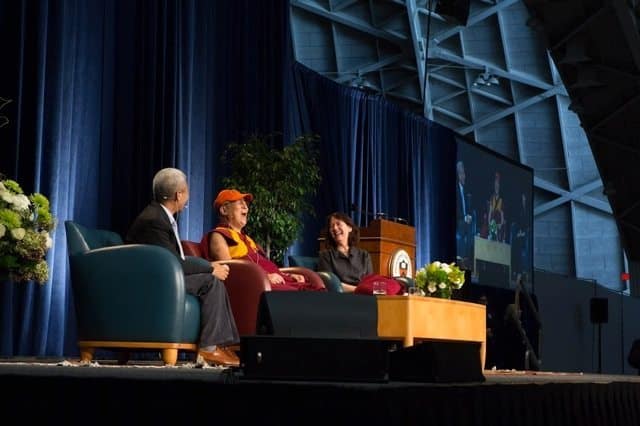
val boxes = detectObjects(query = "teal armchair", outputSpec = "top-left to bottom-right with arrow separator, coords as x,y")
64,221 -> 200,365
289,255 -> 344,293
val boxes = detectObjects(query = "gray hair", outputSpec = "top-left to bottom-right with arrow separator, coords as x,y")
152,168 -> 187,202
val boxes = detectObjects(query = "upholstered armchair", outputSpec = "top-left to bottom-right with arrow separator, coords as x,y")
181,241 -> 328,335
289,255 -> 344,293
65,221 -> 200,365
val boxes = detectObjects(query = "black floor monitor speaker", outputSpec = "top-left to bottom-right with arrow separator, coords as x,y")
239,336 -> 400,382
389,340 -> 485,383
590,297 -> 608,324
257,291 -> 378,338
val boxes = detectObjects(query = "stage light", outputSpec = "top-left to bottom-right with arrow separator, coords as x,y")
349,76 -> 378,93
473,67 -> 500,87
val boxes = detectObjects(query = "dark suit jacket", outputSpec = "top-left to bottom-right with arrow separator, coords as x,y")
126,201 -> 212,276
456,182 -> 472,232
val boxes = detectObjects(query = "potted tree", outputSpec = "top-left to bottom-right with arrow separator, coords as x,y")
220,133 -> 321,265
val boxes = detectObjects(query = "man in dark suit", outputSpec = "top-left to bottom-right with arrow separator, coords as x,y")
126,167 -> 240,367
456,160 -> 473,269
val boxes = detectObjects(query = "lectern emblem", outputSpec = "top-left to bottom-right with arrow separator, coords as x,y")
389,249 -> 413,278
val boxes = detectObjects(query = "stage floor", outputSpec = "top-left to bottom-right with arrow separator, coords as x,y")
1,357 -> 639,385
2,357 -> 640,425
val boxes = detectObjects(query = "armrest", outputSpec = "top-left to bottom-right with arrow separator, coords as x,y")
394,276 -> 415,291
69,244 -> 187,342
219,259 -> 271,336
315,271 -> 344,293
184,255 -> 211,271
281,267 -> 326,290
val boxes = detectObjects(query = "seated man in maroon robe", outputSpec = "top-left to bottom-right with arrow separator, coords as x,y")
199,189 -> 325,292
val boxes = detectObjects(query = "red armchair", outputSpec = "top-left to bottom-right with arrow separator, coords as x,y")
181,240 -> 325,336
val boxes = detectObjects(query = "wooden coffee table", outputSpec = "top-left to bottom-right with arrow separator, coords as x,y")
376,295 -> 486,368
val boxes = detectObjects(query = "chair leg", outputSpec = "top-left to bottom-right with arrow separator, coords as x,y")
80,347 -> 95,363
162,348 -> 178,366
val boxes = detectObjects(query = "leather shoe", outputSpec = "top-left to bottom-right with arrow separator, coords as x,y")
198,347 -> 240,367
222,346 -> 240,365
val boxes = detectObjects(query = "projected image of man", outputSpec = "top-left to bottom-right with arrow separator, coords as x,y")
456,160 -> 473,269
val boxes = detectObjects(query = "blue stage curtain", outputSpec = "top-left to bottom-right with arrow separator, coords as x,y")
0,0 -> 288,357
0,0 -> 455,358
288,63 -> 456,269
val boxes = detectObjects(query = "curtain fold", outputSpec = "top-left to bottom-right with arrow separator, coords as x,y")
288,62 -> 456,267
0,0 -> 289,357
0,0 -> 455,357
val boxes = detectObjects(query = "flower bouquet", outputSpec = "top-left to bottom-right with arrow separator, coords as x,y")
414,261 -> 465,299
0,175 -> 56,283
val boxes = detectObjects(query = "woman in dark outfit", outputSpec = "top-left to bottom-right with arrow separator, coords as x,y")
317,212 -> 373,293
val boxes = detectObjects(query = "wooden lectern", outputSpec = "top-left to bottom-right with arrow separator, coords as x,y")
320,218 -> 416,278
360,219 -> 416,278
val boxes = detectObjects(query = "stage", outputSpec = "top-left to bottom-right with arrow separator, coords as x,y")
2,357 -> 639,425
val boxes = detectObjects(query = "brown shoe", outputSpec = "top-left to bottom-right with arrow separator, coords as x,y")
220,346 -> 240,363
220,345 -> 238,356
198,347 -> 240,367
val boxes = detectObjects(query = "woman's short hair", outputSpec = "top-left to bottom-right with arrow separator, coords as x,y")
326,212 -> 360,248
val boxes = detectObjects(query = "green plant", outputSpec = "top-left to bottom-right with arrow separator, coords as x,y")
414,261 -> 465,299
221,133 -> 321,264
0,174 -> 56,283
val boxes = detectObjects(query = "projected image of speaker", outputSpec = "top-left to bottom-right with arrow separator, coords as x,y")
436,0 -> 470,26
455,134 -> 534,291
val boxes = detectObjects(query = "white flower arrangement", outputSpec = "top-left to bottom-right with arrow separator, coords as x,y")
0,176 -> 56,283
414,260 -> 465,299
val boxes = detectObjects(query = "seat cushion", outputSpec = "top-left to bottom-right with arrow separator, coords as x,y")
183,294 -> 201,343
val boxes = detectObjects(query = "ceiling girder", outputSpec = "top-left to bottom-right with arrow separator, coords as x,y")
534,177 -> 611,215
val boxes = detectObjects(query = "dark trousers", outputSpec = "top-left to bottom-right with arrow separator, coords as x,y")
184,273 -> 239,348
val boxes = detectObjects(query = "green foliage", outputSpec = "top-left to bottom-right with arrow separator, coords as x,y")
414,261 -> 465,299
0,174 -> 56,283
3,179 -> 23,194
221,134 -> 321,264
